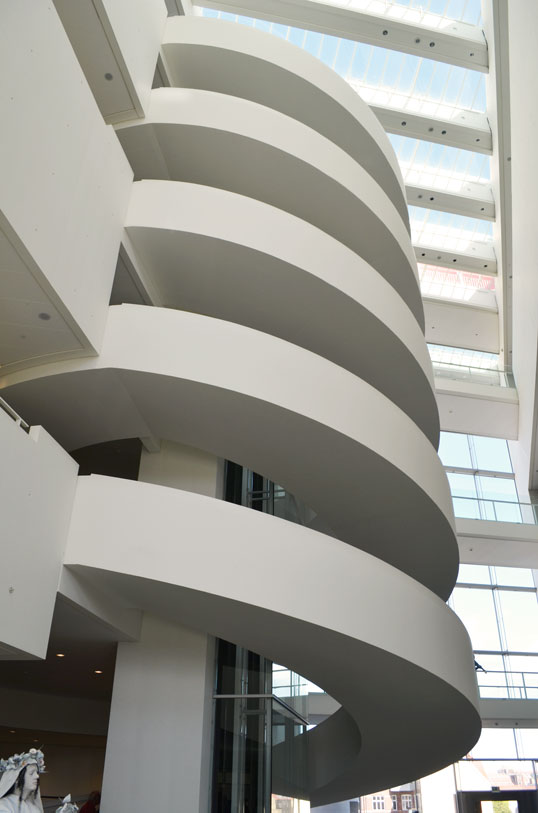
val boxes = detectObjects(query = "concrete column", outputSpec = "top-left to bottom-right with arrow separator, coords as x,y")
101,614 -> 215,813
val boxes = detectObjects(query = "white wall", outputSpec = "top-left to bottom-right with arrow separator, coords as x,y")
436,382 -> 518,439
101,614 -> 214,813
138,439 -> 224,498
0,410 -> 78,658
0,686 -> 109,736
506,0 -> 538,494
1,1 -> 132,354
101,0 -> 167,116
53,0 -> 167,123
424,299 -> 499,354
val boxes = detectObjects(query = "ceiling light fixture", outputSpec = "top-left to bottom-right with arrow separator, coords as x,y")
94,670 -> 103,675
56,653 -> 65,658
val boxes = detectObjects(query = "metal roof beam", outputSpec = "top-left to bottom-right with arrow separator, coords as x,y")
406,182 -> 494,221
414,242 -> 497,275
372,104 -> 492,154
197,0 -> 488,71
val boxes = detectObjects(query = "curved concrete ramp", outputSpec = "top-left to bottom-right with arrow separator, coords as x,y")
2,304 -> 457,598
161,16 -> 408,224
64,475 -> 481,805
115,88 -> 423,327
125,180 -> 437,442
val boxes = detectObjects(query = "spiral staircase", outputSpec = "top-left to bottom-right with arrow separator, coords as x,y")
0,12 -> 480,807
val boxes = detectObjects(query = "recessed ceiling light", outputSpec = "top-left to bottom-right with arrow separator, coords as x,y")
104,73 -> 113,81
9,731 -> 15,734
38,312 -> 51,320
56,653 -> 65,658
94,670 -> 103,675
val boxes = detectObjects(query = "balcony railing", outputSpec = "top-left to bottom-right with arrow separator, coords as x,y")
0,395 -> 30,433
453,495 -> 538,525
477,669 -> 538,700
432,360 -> 515,388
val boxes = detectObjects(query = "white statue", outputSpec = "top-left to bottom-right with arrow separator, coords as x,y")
0,749 -> 45,813
55,795 -> 78,813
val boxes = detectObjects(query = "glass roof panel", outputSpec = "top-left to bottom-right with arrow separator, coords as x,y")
409,206 -> 493,250
428,343 -> 500,369
272,0 -> 483,29
199,9 -> 487,114
389,134 -> 491,192
419,264 -> 495,302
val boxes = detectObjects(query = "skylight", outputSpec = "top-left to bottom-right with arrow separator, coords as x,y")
419,264 -> 495,302
199,8 -> 487,116
428,343 -> 499,369
409,206 -> 493,251
315,0 -> 483,27
388,135 -> 491,193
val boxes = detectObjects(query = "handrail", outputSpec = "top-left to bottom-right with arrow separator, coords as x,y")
432,360 -> 515,388
476,669 -> 538,700
453,494 -> 538,525
0,395 -> 30,433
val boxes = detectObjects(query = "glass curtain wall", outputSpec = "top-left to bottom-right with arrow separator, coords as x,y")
213,469 -> 312,812
438,432 -> 524,521
211,640 -> 311,813
451,565 -> 538,700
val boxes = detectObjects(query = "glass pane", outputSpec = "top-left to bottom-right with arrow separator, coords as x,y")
419,265 -> 495,304
272,700 -> 309,809
457,564 -> 491,585
429,345 -> 500,370
272,664 -> 309,720
472,436 -> 513,473
478,686 -> 510,699
493,502 -> 523,523
493,567 -> 535,588
457,760 -> 536,791
212,696 -> 270,811
451,588 -> 501,650
447,472 -> 477,499
498,592 -> 538,652
518,730 -> 538,759
474,654 -> 505,671
477,476 -> 518,502
471,729 -> 517,759
409,207 -> 494,250
389,135 -> 491,187
439,432 -> 472,468
200,10 -> 487,116
506,655 -> 538,672
452,496 -> 481,519
216,640 -> 271,694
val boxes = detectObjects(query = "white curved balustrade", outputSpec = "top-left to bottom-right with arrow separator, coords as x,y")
126,180 -> 437,443
64,475 -> 481,806
1,304 -> 456,598
116,88 -> 423,327
161,16 -> 409,225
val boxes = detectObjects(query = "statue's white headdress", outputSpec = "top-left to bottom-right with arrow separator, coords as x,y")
0,748 -> 45,811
